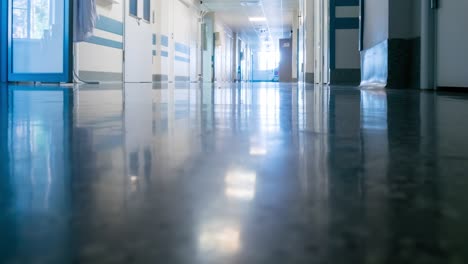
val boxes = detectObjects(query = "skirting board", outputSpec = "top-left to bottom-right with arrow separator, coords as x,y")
153,74 -> 169,82
175,76 -> 190,82
330,69 -> 361,85
305,72 -> 314,83
79,71 -> 123,82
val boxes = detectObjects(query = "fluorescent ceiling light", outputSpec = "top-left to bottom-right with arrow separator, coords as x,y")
240,0 -> 261,6
249,17 -> 267,22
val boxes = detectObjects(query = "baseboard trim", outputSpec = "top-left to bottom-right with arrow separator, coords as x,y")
438,86 -> 468,92
330,69 -> 361,85
175,76 -> 190,82
153,74 -> 168,82
79,71 -> 123,82
305,72 -> 314,83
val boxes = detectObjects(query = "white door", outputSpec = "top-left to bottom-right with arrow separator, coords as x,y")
125,0 -> 153,83
436,1 -> 468,88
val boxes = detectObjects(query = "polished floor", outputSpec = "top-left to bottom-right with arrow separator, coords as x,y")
1,82 -> 468,263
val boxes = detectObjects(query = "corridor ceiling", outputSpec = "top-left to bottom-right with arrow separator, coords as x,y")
201,0 -> 298,50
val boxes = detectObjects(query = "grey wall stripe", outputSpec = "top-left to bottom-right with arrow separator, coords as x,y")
152,50 -> 157,56
175,76 -> 190,82
153,74 -> 168,81
305,72 -> 315,83
153,34 -> 157,45
79,70 -> 123,82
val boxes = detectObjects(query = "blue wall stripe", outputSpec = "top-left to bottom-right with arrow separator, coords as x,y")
161,35 -> 169,47
175,56 -> 190,63
85,36 -> 123,49
95,16 -> 123,36
152,34 -> 157,45
335,18 -> 359,29
175,43 -> 190,55
160,51 -> 169,57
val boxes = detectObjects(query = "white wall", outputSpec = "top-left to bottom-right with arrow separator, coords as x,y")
76,0 -> 200,83
214,14 -> 234,82
153,0 -> 199,82
74,0 -> 240,83
77,2 -> 124,81
292,10 -> 298,80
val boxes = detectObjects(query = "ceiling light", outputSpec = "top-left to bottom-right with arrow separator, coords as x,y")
240,0 -> 261,6
249,17 -> 267,22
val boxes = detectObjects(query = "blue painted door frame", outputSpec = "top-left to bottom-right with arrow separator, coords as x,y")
0,1 -> 7,83
5,0 -> 72,83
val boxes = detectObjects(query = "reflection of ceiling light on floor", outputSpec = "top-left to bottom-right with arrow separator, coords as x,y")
250,146 -> 267,156
225,170 -> 256,201
249,17 -> 267,22
130,176 -> 139,182
198,227 -> 240,254
225,188 -> 255,200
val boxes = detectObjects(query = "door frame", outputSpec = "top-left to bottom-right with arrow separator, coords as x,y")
1,0 -> 8,82
7,0 -> 72,83
314,0 -> 330,84
419,0 -> 437,90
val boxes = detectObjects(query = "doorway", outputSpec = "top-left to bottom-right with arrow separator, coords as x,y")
436,1 -> 468,88
125,0 -> 153,83
6,0 -> 72,83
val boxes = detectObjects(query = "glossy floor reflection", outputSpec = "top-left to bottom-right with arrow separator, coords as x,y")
1,82 -> 468,263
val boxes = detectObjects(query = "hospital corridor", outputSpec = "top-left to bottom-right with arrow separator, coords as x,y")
1,0 -> 468,263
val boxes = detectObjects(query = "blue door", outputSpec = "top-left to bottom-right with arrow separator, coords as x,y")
0,1 -> 7,82
7,0 -> 71,82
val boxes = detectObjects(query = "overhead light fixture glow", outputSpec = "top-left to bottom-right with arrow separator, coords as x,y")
240,0 -> 261,6
249,17 -> 267,22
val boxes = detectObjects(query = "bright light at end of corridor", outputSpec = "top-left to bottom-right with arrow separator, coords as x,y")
198,226 -> 241,254
249,17 -> 267,22
249,147 -> 268,156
